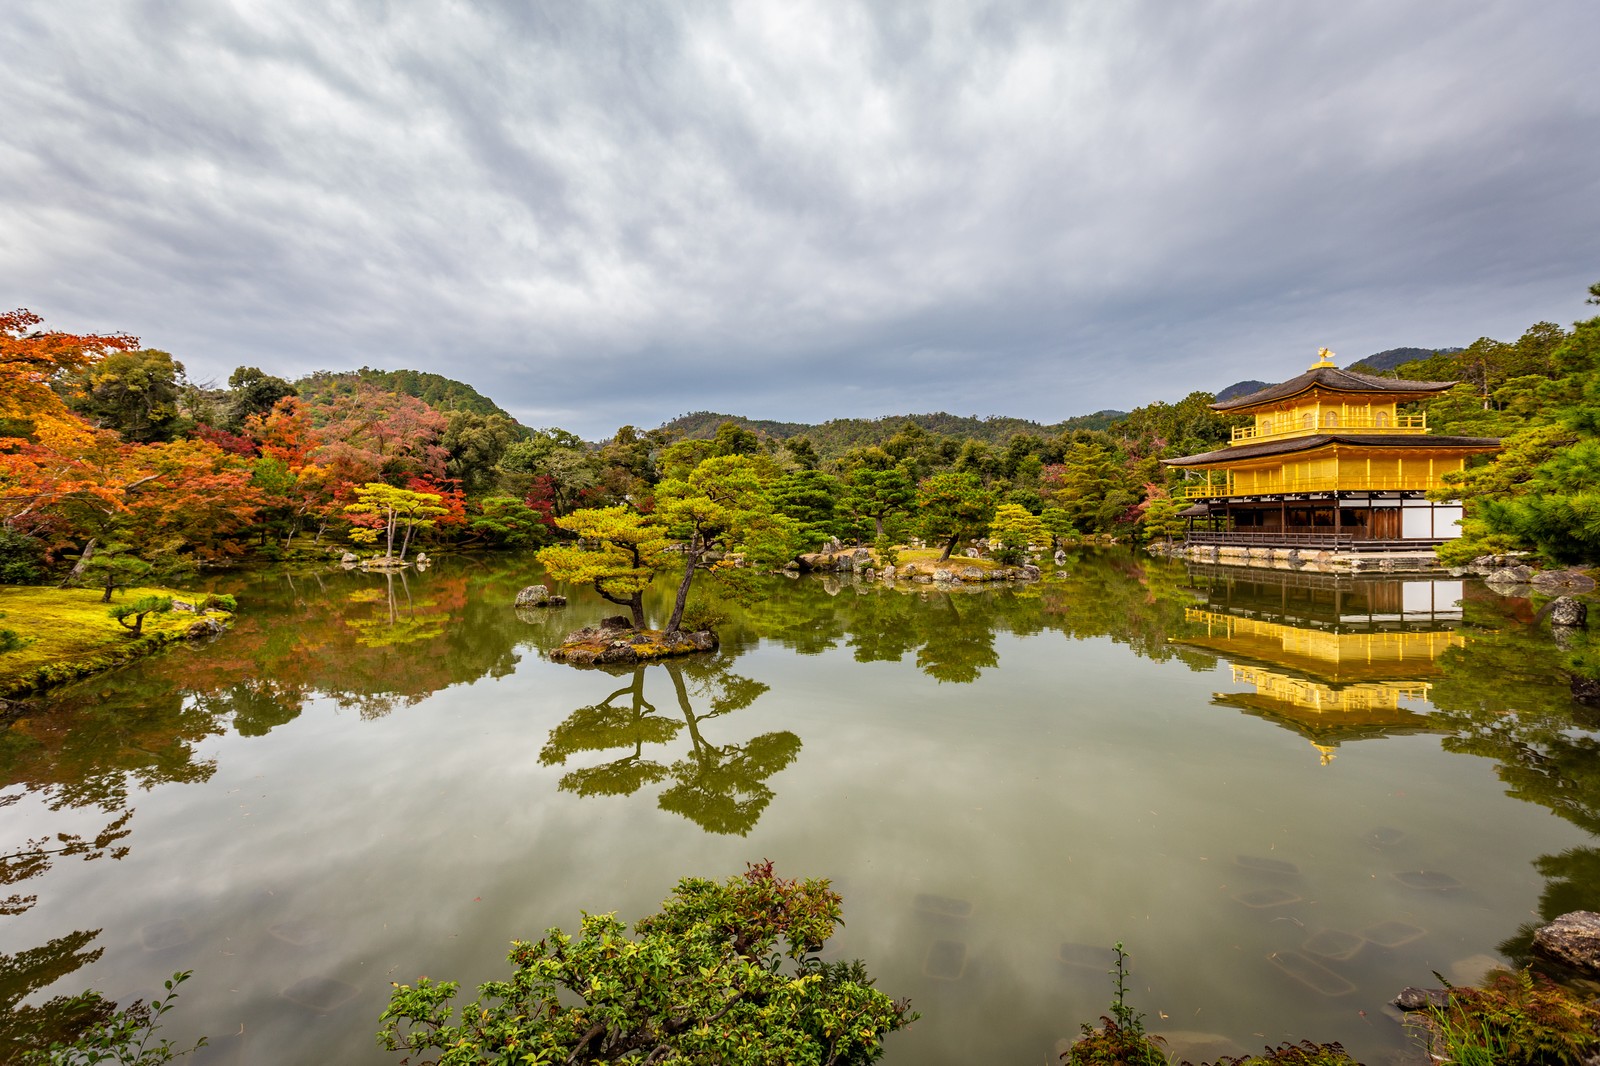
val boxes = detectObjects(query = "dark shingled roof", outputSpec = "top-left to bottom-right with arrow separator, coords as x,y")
1162,433 -> 1501,468
1211,366 -> 1457,411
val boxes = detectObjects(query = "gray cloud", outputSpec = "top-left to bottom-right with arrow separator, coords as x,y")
3,1 -> 1596,438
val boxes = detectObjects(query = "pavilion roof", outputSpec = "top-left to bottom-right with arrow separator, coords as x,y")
1162,432 -> 1501,468
1211,366 -> 1457,411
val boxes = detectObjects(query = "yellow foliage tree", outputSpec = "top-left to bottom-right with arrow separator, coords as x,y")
344,483 -> 448,561
536,505 -> 671,629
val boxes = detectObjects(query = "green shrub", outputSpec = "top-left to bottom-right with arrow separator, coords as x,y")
1066,943 -> 1166,1066
0,529 -> 47,585
27,970 -> 205,1065
378,862 -> 914,1065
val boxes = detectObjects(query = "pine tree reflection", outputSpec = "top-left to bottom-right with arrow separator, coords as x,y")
539,659 -> 798,836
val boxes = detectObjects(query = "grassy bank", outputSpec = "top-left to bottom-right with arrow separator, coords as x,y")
0,586 -> 233,698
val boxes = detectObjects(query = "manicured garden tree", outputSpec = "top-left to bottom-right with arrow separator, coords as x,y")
81,540 -> 153,603
655,455 -> 797,635
841,465 -> 916,540
536,505 -> 671,628
916,470 -> 996,561
378,862 -> 915,1066
468,496 -> 550,550
107,594 -> 173,636
987,502 -> 1050,564
344,483 -> 449,561
766,469 -> 843,554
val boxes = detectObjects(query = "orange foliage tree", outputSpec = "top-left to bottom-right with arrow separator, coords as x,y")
1,310 -> 142,528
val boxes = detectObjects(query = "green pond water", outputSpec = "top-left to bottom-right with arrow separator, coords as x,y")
3,550 -> 1598,1064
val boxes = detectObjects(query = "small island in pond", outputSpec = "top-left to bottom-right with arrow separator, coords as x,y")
549,616 -> 718,665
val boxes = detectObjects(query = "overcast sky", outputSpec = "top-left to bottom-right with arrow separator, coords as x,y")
3,2 -> 1596,438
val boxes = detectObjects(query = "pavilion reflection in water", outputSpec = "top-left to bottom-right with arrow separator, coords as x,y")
1177,566 -> 1466,763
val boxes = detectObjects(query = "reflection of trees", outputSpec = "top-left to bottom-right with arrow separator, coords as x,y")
1,803 -> 132,916
0,929 -> 113,1057
726,550 -> 1213,684
1420,591 -> 1600,964
539,659 -> 799,836
914,596 -> 999,684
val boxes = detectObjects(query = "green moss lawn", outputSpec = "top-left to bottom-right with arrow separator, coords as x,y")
0,586 -> 230,698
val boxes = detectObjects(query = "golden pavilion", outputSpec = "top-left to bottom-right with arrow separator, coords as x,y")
1164,349 -> 1500,549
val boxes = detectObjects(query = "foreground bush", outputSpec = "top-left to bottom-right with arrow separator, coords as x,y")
378,862 -> 914,1065
1417,967 -> 1600,1066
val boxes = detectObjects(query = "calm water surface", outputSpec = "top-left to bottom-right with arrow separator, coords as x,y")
3,551 -> 1597,1064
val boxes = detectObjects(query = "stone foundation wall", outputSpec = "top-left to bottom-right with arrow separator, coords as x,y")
1151,541 -> 1444,575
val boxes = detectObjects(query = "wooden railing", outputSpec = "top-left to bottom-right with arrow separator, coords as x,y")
1231,412 -> 1426,443
1180,474 -> 1448,499
1182,531 -> 1447,550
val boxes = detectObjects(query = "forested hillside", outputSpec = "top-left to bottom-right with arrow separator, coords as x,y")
3,284 -> 1597,594
296,367 -> 521,423
659,409 -> 1127,458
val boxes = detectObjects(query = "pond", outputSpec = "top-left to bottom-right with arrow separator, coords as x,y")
3,550 -> 1597,1064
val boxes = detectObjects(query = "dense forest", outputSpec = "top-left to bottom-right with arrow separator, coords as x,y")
2,283 -> 1597,592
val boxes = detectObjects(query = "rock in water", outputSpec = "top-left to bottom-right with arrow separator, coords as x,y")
1549,595 -> 1588,628
1532,911 -> 1600,975
515,585 -> 565,608
1394,986 -> 1449,1012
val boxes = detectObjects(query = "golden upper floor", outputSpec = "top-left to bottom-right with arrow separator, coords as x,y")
1213,352 -> 1455,446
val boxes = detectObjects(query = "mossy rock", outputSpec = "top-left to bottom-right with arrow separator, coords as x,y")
0,586 -> 234,697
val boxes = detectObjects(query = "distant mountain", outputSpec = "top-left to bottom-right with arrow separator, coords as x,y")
1346,346 -> 1463,374
1216,347 -> 1465,400
295,367 -> 521,424
657,409 -> 1127,458
1214,380 -> 1272,404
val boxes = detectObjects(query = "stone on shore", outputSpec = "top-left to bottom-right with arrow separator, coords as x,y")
1532,911 -> 1600,975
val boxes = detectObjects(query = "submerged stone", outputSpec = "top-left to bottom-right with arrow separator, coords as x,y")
1268,950 -> 1356,996
1301,928 -> 1364,962
1057,942 -> 1115,969
1362,920 -> 1426,948
914,893 -> 974,919
1448,953 -> 1506,986
1235,854 -> 1299,876
923,939 -> 967,980
1232,887 -> 1302,909
141,918 -> 193,951
1393,870 -> 1462,892
1155,1031 -> 1250,1064
1364,826 -> 1406,850
269,920 -> 329,947
281,975 -> 358,1012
